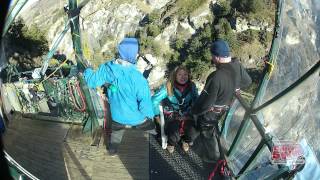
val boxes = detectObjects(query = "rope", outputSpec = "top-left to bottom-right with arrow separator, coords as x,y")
179,119 -> 185,136
102,95 -> 107,130
68,79 -> 86,112
208,159 -> 229,180
102,94 -> 112,135
37,58 -> 70,86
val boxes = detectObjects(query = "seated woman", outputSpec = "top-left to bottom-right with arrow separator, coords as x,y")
152,66 -> 198,153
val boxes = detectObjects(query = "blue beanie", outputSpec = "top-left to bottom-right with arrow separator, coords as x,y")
211,39 -> 230,57
118,38 -> 139,64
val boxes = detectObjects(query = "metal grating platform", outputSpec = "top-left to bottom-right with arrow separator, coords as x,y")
149,135 -> 217,180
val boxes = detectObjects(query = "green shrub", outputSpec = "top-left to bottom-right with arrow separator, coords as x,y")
237,29 -> 259,43
184,58 -> 210,80
148,10 -> 161,24
235,0 -> 264,13
216,0 -> 231,17
215,18 -> 239,53
173,38 -> 184,50
259,30 -> 273,48
174,0 -> 207,18
151,40 -> 162,56
146,24 -> 161,37
7,18 -> 48,55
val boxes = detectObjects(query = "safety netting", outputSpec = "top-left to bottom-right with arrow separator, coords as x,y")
222,0 -> 320,179
0,76 -> 105,128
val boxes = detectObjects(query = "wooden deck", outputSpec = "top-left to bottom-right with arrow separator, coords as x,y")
3,113 -> 219,180
3,113 -> 149,180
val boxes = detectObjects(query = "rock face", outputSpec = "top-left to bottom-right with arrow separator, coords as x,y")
145,0 -> 171,9
80,1 -> 143,56
235,17 -> 273,32
155,18 -> 179,44
189,0 -> 215,29
13,0 -> 271,87
17,0 -> 214,62
20,0 -> 144,61
136,54 -> 166,87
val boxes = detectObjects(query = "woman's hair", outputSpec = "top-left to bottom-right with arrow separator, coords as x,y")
166,65 -> 190,96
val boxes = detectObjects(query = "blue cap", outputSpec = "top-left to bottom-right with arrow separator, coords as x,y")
211,39 -> 230,57
118,38 -> 139,64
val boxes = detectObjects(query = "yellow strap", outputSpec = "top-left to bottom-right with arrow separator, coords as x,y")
82,32 -> 93,61
72,33 -> 81,38
265,60 -> 275,79
37,58 -> 70,86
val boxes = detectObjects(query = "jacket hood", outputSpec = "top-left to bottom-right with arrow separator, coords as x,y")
118,38 -> 139,64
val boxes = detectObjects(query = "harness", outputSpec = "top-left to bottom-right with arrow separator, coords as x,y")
163,83 -> 193,115
162,84 -> 193,135
198,105 -> 230,116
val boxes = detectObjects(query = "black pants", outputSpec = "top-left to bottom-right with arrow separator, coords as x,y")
197,112 -> 223,162
108,119 -> 155,150
164,118 -> 198,146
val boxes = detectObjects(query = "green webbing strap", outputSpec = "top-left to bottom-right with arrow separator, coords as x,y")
69,0 -> 84,70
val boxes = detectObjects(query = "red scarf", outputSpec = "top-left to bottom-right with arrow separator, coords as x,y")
174,81 -> 190,93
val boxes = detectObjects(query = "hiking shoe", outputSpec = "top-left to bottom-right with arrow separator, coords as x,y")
167,145 -> 175,153
107,148 -> 117,157
182,142 -> 189,152
107,144 -> 118,157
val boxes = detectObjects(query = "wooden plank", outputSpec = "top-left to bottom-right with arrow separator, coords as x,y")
3,115 -> 150,180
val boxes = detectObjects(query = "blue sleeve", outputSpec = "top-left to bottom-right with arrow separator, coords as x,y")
151,85 -> 168,116
83,62 -> 115,88
137,79 -> 155,119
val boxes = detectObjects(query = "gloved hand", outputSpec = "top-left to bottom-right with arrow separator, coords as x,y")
77,62 -> 86,73
77,59 -> 92,73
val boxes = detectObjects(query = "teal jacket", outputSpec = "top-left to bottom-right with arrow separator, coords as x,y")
152,82 -> 198,116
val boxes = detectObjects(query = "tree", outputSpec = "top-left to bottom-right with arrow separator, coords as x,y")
148,10 -> 161,24
215,18 -> 239,53
247,0 -> 263,13
174,38 -> 184,50
238,29 -> 258,43
7,18 -> 48,55
217,0 -> 231,17
236,0 -> 264,14
146,24 -> 161,37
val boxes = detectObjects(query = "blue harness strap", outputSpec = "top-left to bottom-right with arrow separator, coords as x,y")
0,115 -> 5,134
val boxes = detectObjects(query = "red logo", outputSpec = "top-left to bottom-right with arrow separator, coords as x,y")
271,140 -> 305,165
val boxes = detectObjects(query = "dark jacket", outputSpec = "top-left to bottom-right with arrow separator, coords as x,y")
191,58 -> 252,118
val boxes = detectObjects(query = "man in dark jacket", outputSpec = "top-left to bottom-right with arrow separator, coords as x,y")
191,39 -> 252,162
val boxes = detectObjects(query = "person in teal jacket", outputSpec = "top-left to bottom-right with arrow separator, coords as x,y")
152,65 -> 198,153
84,37 -> 155,156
